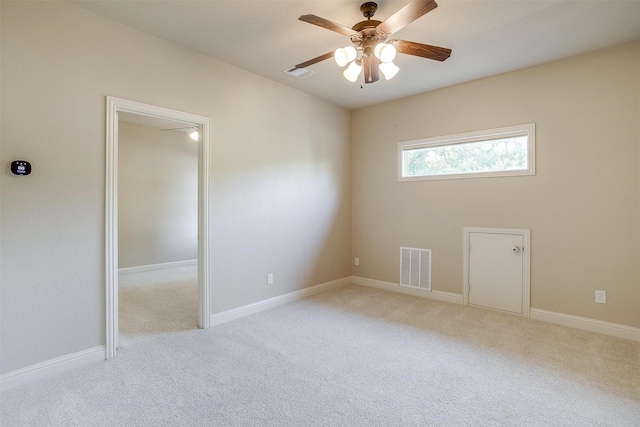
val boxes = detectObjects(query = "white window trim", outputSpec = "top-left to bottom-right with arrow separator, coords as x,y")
397,123 -> 536,182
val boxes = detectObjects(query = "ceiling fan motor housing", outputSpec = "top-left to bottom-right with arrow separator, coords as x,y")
352,3 -> 388,53
365,29 -> 385,55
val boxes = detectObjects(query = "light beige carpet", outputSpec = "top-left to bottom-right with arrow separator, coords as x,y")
2,283 -> 638,426
118,266 -> 198,347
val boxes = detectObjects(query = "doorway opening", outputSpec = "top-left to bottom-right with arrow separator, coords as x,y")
117,114 -> 198,346
105,97 -> 212,359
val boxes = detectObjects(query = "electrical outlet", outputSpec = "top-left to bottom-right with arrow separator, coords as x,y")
267,273 -> 273,285
595,290 -> 606,304
354,257 -> 359,266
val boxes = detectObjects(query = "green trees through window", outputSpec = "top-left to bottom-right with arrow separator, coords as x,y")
399,124 -> 535,181
405,136 -> 528,177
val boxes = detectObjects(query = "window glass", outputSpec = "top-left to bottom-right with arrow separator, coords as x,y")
398,124 -> 535,181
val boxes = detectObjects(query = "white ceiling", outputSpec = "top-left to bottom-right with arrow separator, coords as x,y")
72,0 -> 640,110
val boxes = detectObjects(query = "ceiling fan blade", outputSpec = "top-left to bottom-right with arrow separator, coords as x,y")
377,0 -> 438,35
363,56 -> 380,84
395,39 -> 451,61
299,14 -> 358,37
294,51 -> 335,70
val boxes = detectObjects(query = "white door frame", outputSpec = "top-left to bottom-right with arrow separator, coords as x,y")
105,96 -> 211,359
463,227 -> 530,318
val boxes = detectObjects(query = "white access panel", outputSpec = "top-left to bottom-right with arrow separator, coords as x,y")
467,229 -> 528,315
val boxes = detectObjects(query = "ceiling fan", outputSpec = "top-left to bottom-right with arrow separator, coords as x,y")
293,0 -> 451,84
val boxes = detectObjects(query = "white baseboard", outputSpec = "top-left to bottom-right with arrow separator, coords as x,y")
530,308 -> 640,342
118,259 -> 198,275
211,276 -> 352,326
353,276 -> 639,342
5,283 -> 634,395
352,276 -> 464,305
0,346 -> 105,393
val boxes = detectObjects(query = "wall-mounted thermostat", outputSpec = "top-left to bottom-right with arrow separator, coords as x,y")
11,160 -> 32,176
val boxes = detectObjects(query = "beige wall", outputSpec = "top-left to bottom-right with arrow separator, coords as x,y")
1,0 -> 637,378
0,1 -> 351,373
352,42 -> 640,328
118,121 -> 198,269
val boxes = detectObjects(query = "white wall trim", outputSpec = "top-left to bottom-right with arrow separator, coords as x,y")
118,259 -> 198,275
106,96 -> 212,360
353,276 -> 638,342
4,291 -> 635,394
352,276 -> 464,305
0,346 -> 105,393
211,277 -> 352,326
531,308 -> 640,342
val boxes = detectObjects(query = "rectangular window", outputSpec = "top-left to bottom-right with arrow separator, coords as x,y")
398,124 -> 535,181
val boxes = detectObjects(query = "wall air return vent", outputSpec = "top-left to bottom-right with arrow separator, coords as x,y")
400,247 -> 431,291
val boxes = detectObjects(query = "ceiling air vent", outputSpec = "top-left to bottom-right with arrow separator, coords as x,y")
284,66 -> 316,79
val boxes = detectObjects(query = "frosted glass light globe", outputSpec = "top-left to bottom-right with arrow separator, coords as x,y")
343,60 -> 363,82
334,46 -> 357,67
379,61 -> 399,80
374,43 -> 396,63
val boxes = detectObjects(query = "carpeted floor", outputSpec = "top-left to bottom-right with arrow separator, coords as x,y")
1,282 -> 639,426
118,266 -> 198,347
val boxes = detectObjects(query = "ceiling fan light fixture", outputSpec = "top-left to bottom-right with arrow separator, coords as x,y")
374,43 -> 397,63
379,61 -> 399,80
297,0 -> 451,85
343,59 -> 363,82
334,46 -> 357,67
